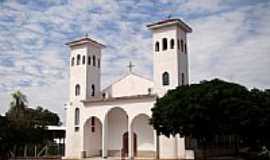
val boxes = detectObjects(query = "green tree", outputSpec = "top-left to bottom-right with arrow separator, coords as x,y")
1,91 -> 62,157
150,79 -> 270,158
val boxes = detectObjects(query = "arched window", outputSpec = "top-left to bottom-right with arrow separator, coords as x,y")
91,84 -> 95,97
93,55 -> 96,66
98,59 -> 100,68
162,72 -> 169,86
155,42 -> 160,52
162,38 -> 167,51
181,39 -> 184,52
181,73 -> 185,85
71,57 -> 75,66
170,39 -> 174,49
75,108 -> 80,126
177,39 -> 180,49
184,43 -> 187,54
75,84 -> 80,96
77,55 -> 81,65
88,56 -> 91,65
82,55 -> 86,64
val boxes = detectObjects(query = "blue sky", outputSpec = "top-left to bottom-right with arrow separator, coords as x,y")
0,0 -> 270,123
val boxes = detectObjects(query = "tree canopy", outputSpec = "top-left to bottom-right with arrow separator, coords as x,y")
0,90 -> 62,157
150,79 -> 270,147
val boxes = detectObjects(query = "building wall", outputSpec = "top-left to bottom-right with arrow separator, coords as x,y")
152,25 -> 189,97
65,97 -> 190,159
103,74 -> 154,98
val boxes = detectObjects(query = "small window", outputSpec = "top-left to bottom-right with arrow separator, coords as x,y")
162,72 -> 169,86
77,55 -> 81,65
75,126 -> 79,132
177,39 -> 180,50
91,126 -> 95,132
71,57 -> 75,66
182,73 -> 185,85
170,39 -> 174,49
181,40 -> 184,52
98,59 -> 100,68
162,38 -> 167,51
82,55 -> 86,64
91,84 -> 95,97
93,56 -> 96,66
88,56 -> 91,65
75,108 -> 80,125
184,43 -> 187,54
75,84 -> 80,96
91,117 -> 95,126
155,42 -> 160,52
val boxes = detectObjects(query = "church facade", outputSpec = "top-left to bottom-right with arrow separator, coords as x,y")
65,18 -> 194,159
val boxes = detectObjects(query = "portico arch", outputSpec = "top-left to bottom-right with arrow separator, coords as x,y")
131,114 -> 155,158
83,116 -> 102,157
105,107 -> 128,157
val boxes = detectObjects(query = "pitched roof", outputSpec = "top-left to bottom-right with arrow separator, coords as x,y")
102,72 -> 153,92
66,37 -> 106,48
147,18 -> 192,33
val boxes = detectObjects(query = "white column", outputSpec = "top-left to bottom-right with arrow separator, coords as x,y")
102,117 -> 108,158
128,118 -> 133,159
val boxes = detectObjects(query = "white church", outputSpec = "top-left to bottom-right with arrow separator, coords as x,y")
65,18 -> 194,159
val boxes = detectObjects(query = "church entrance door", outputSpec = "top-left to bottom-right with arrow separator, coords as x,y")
122,132 -> 137,158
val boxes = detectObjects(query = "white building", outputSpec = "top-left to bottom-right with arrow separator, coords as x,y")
65,18 -> 194,159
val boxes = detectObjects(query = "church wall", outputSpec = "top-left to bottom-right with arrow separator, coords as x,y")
65,102 -> 83,159
83,117 -> 102,157
86,45 -> 101,98
69,46 -> 88,100
152,26 -> 180,96
177,27 -> 189,85
132,114 -> 155,157
107,108 -> 128,153
104,74 -> 154,98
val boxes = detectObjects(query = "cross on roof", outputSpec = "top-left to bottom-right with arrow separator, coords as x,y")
127,61 -> 135,73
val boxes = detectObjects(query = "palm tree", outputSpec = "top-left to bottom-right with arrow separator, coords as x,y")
8,90 -> 28,120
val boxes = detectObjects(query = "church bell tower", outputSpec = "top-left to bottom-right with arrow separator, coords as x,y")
147,19 -> 192,96
67,36 -> 105,102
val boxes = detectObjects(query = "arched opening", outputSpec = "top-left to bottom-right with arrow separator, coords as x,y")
182,73 -> 185,85
82,55 -> 86,64
75,108 -> 80,125
71,57 -> 75,66
93,55 -> 96,66
131,114 -> 154,158
106,107 -> 128,157
162,38 -> 167,51
155,42 -> 160,52
98,59 -> 100,68
162,72 -> 169,86
75,84 -> 80,96
83,116 -> 102,157
88,56 -> 91,65
181,39 -> 184,52
184,43 -> 187,54
77,54 -> 81,65
170,39 -> 174,49
91,84 -> 95,97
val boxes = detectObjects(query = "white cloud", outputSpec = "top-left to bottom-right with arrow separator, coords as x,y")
0,0 -> 270,123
